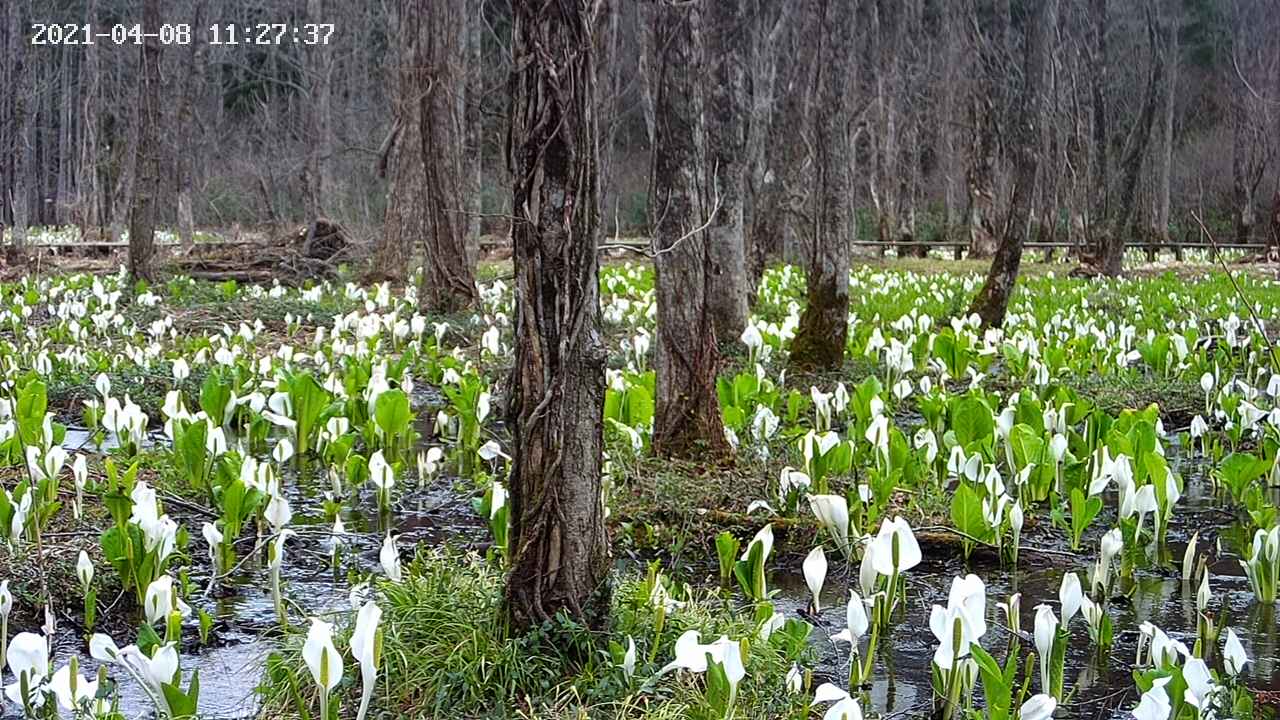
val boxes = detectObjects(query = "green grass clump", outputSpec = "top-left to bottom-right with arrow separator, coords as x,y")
260,548 -> 811,720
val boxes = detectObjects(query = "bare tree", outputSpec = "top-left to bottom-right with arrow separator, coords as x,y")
789,0 -> 855,371
504,0 -> 610,631
969,0 -> 1057,327
649,0 -> 730,460
128,0 -> 163,282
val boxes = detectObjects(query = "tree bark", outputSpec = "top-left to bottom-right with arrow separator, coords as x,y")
418,0 -> 478,313
375,2 -> 424,280
305,0 -> 334,237
128,0 -> 163,282
703,0 -> 750,344
650,1 -> 731,460
970,0 -> 1055,327
1088,0 -> 1109,248
743,0 -> 787,300
789,0 -> 854,371
964,0 -> 1005,259
1230,26 -> 1256,246
504,0 -> 610,632
6,2 -> 31,264
77,0 -> 102,236
1154,16 -> 1176,247
463,0 -> 483,261
1099,3 -> 1162,277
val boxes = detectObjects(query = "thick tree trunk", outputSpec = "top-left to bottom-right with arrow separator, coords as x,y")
1100,5 -> 1162,278
505,0 -> 610,632
650,1 -> 730,460
789,0 -> 853,371
128,0 -> 162,282
703,0 -> 750,345
418,0 -> 478,313
970,0 -> 1056,327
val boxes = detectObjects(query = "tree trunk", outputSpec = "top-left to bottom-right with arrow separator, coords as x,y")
1154,18 -> 1176,246
464,0 -> 483,261
128,0 -> 162,282
650,1 -> 730,460
175,4 -> 203,248
1088,0 -> 1109,251
505,0 -> 610,632
1231,57 -> 1256,245
418,0 -> 478,313
744,1 -> 787,301
305,0 -> 334,236
376,2 -> 424,280
1269,190 -> 1280,255
965,0 -> 1006,260
789,0 -> 853,371
1099,3 -> 1162,278
6,3 -> 31,265
703,0 -> 750,345
77,0 -> 101,236
970,0 -> 1055,327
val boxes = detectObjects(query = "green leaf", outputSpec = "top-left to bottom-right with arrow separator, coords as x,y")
715,531 -> 740,588
1069,487 -> 1103,550
374,389 -> 412,437
950,483 -> 991,549
970,644 -> 1011,720
951,397 -> 994,447
200,372 -> 232,426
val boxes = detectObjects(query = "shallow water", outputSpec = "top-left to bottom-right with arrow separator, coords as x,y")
766,445 -> 1280,719
31,416 -> 1280,719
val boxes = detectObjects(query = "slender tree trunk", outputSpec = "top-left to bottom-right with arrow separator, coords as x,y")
970,0 -> 1055,327
650,1 -> 730,460
419,0 -> 478,313
77,0 -> 102,237
966,0 -> 1005,259
464,0 -> 483,259
1088,0 -> 1109,250
744,1 -> 786,300
1231,66 -> 1256,245
128,0 -> 162,282
504,0 -> 610,631
305,0 -> 334,235
1154,19 -> 1176,246
376,1 -> 424,280
1100,4 -> 1162,277
789,0 -> 854,371
703,0 -> 750,344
